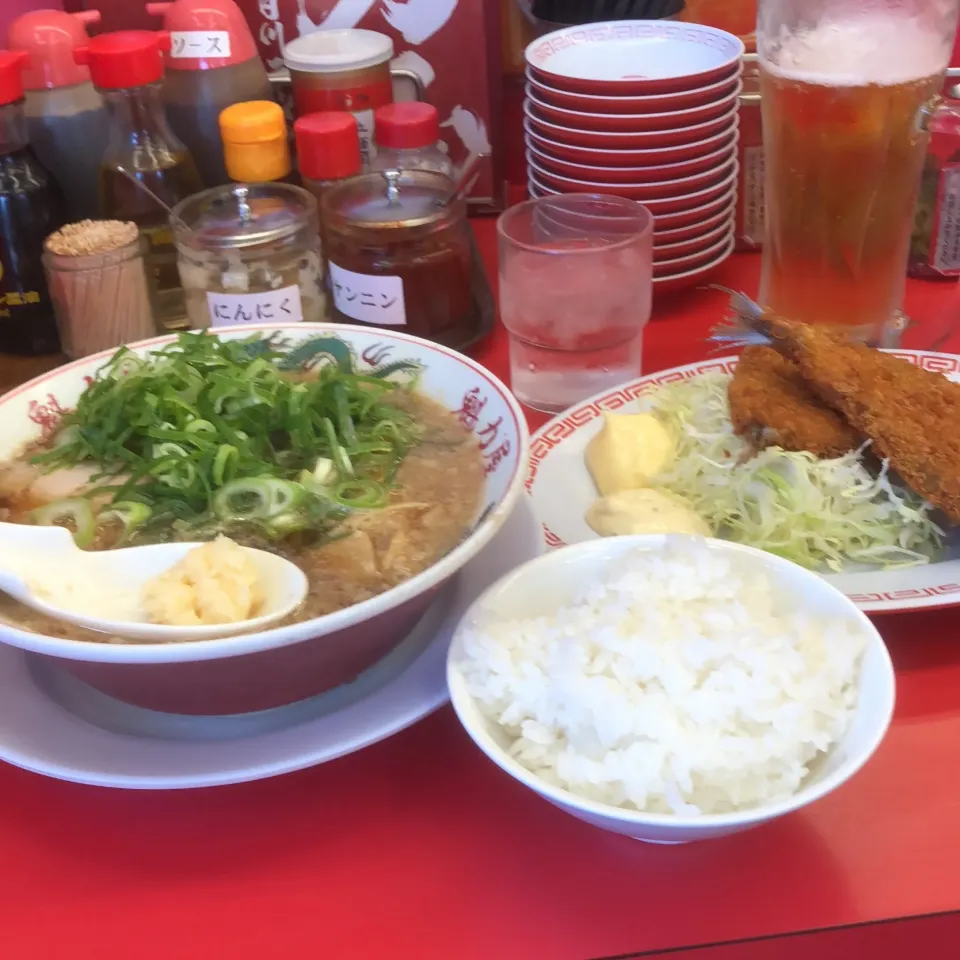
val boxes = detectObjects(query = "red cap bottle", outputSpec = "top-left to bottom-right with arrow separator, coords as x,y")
73,31 -> 171,90
374,102 -> 439,151
145,0 -> 259,71
0,50 -> 29,106
7,10 -> 101,90
295,112 -> 363,183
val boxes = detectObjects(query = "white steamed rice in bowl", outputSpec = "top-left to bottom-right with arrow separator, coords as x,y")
447,535 -> 895,843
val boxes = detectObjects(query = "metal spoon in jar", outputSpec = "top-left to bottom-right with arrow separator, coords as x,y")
0,523 -> 308,643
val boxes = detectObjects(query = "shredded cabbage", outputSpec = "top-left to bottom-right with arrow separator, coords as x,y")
641,372 -> 943,571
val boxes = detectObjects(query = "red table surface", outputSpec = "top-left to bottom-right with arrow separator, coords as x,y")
4,220 -> 960,960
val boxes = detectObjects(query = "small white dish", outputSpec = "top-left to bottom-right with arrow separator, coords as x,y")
447,535 -> 896,844
0,496 -> 542,789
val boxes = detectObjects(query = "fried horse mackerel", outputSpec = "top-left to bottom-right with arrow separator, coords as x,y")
715,291 -> 960,523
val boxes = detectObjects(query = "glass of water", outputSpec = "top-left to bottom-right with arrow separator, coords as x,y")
497,195 -> 653,413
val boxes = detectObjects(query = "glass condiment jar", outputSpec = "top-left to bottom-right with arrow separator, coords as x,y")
371,103 -> 453,178
171,182 -> 324,329
321,170 -> 475,348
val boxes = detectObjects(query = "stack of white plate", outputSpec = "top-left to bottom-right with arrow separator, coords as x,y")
524,20 -> 745,294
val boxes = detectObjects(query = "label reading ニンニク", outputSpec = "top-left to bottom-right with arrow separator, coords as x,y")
329,262 -> 406,327
206,284 -> 303,326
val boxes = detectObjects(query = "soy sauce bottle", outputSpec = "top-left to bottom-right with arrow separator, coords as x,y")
73,30 -> 203,331
0,51 -> 66,355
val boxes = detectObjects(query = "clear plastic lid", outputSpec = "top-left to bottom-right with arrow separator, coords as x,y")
171,182 -> 318,251
321,169 -> 461,233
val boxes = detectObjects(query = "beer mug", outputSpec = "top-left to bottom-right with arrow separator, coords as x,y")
757,0 -> 960,344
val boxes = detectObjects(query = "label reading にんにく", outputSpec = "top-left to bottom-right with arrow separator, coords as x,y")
329,262 -> 405,327
206,284 -> 303,326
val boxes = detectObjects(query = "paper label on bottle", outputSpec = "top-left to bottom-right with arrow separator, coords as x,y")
353,109 -> 377,169
329,262 -> 406,327
206,285 -> 303,326
933,164 -> 960,274
741,145 -> 765,247
170,31 -> 232,59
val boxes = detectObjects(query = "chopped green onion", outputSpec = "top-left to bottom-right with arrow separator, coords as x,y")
31,498 -> 96,548
99,501 -> 152,542
332,478 -> 389,509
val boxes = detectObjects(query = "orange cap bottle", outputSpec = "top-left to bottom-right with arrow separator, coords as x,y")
218,100 -> 291,183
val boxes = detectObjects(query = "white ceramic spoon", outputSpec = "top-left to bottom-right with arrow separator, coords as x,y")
0,523 -> 309,643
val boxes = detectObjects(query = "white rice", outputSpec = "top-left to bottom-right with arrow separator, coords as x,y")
457,539 -> 867,816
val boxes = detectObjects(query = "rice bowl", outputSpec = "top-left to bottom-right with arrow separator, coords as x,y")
448,535 -> 895,844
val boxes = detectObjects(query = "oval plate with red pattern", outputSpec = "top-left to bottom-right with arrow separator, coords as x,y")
525,351 -> 960,615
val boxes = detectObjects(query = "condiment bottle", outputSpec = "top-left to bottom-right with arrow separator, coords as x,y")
145,0 -> 274,188
219,100 -> 296,185
322,170 -> 477,349
74,30 -> 204,331
0,49 -> 67,355
172,182 -> 324,329
294,111 -> 362,205
909,97 -> 960,281
735,60 -> 763,252
282,29 -> 398,170
43,219 -> 157,358
371,103 -> 452,178
7,9 -> 108,221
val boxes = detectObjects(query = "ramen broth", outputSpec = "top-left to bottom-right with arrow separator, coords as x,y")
0,390 -> 485,642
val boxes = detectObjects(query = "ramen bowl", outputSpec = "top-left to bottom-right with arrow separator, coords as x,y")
527,138 -> 738,183
525,20 -> 745,96
654,221 -> 733,262
527,153 -> 737,200
525,70 -> 741,114
525,122 -> 738,167
525,83 -> 742,133
523,100 -> 739,150
0,324 -> 528,715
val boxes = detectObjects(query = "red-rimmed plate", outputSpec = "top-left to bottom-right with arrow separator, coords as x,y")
525,21 -> 744,95
655,203 -> 735,242
525,82 -> 742,133
652,237 -> 733,292
653,229 -> 734,275
653,220 -> 732,262
527,153 -> 736,200
524,121 -> 737,166
526,69 -> 742,114
528,166 -> 738,215
525,351 -> 960,615
523,99 -> 738,149
527,138 -> 738,183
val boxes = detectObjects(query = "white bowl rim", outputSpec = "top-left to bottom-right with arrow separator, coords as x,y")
525,81 -> 744,123
447,534 -> 896,829
523,20 -> 746,81
528,167 -> 738,209
0,322 -> 530,664
524,120 -> 738,158
523,99 -> 739,140
526,135 -> 739,176
652,235 -> 736,281
527,151 -> 737,191
525,67 -> 742,105
654,228 -> 735,268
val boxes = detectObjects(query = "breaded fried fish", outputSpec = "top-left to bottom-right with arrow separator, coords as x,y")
714,291 -> 960,522
729,345 -> 861,458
